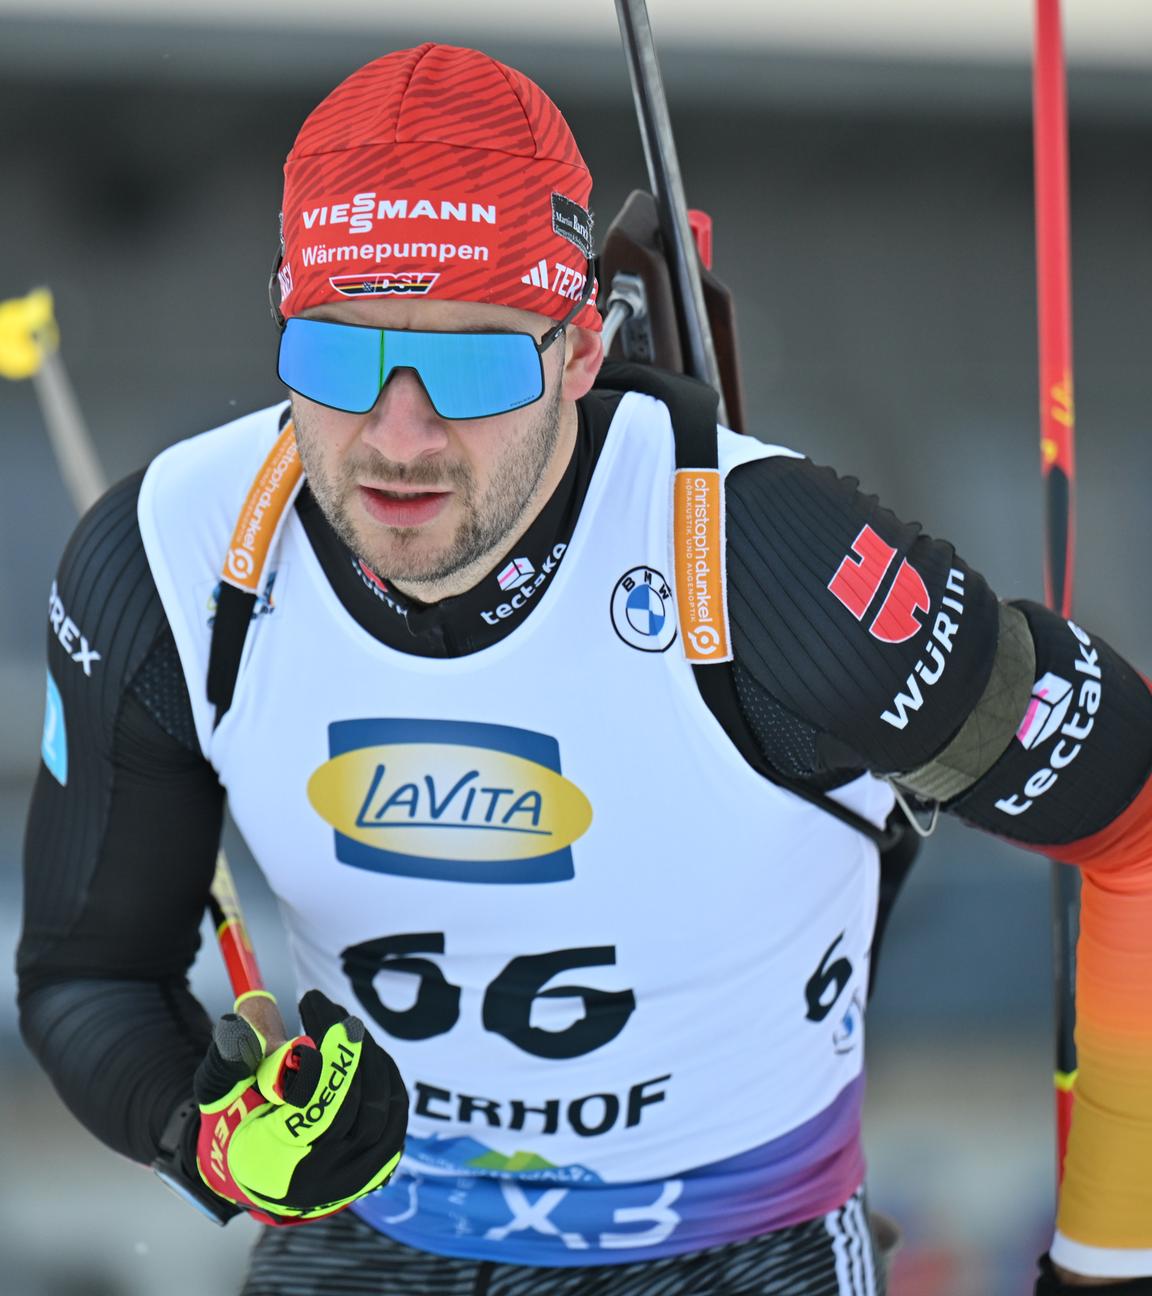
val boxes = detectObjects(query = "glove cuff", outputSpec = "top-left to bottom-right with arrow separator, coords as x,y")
156,1095 -> 344,1230
151,1097 -> 242,1226
1037,1252 -> 1152,1294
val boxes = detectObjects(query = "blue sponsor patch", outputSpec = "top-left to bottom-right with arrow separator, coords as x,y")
41,668 -> 67,785
307,718 -> 593,883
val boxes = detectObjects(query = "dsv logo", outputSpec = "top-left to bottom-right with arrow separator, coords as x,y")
687,625 -> 721,656
284,1042 -> 357,1139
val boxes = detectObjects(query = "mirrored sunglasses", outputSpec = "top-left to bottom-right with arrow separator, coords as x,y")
278,318 -> 567,420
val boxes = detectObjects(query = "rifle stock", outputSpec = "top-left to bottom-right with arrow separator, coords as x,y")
600,190 -> 746,434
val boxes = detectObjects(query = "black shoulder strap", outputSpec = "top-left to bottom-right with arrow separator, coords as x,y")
207,583 -> 257,726
206,405 -> 292,728
595,361 -> 897,849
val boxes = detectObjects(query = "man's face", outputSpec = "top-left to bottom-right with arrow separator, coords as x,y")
289,298 -> 571,591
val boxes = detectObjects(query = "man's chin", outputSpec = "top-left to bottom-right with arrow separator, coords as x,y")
358,530 -> 470,589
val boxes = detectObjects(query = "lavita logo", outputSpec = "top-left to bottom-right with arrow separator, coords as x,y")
307,718 -> 592,883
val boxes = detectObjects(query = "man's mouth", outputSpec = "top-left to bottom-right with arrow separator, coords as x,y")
358,484 -> 452,527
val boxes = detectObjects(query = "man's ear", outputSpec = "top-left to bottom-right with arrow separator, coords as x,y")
559,324 -> 604,403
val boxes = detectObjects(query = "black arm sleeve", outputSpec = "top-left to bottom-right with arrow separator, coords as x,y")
725,455 -> 1152,845
17,471 -> 225,1165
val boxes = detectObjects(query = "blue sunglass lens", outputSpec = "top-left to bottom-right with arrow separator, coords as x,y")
278,318 -> 382,414
386,331 -> 544,420
278,320 -> 545,420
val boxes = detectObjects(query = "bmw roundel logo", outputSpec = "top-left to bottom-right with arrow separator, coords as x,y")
610,566 -> 678,652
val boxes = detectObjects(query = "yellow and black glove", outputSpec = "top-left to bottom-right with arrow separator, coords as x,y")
194,989 -> 407,1226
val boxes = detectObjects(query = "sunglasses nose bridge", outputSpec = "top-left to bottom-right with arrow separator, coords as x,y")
377,362 -> 439,414
366,364 -> 450,444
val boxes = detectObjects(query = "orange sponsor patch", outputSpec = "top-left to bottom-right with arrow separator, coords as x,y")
673,469 -> 731,664
223,427 -> 303,592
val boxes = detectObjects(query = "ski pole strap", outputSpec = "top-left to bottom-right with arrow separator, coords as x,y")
595,362 -> 899,850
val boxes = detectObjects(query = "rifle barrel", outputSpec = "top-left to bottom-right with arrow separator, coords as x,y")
614,0 -> 727,421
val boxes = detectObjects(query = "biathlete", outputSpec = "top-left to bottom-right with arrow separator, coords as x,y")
18,42 -> 1152,1296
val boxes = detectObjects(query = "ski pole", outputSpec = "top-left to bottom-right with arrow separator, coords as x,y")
613,0 -> 727,422
0,287 -> 289,1051
1032,0 -> 1079,1182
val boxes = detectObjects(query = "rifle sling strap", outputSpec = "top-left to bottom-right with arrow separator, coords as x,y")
207,583 -> 257,725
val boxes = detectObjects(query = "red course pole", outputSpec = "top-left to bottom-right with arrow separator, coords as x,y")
1032,0 -> 1079,1184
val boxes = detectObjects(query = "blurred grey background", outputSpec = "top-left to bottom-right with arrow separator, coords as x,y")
2,2 -> 1150,1293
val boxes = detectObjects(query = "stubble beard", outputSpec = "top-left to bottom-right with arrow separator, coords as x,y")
294,384 -> 564,590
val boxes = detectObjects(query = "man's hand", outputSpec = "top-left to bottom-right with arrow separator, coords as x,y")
1038,1254 -> 1152,1293
194,989 -> 407,1225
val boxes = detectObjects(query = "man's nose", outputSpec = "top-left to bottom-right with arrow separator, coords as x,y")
359,367 -> 450,464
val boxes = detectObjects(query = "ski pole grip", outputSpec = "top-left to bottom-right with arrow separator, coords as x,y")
234,990 -> 290,1054
209,852 -> 287,1047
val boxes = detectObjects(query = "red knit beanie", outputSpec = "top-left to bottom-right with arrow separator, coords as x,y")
278,44 -> 599,330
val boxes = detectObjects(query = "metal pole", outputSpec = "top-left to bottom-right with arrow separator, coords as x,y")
614,0 -> 728,423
